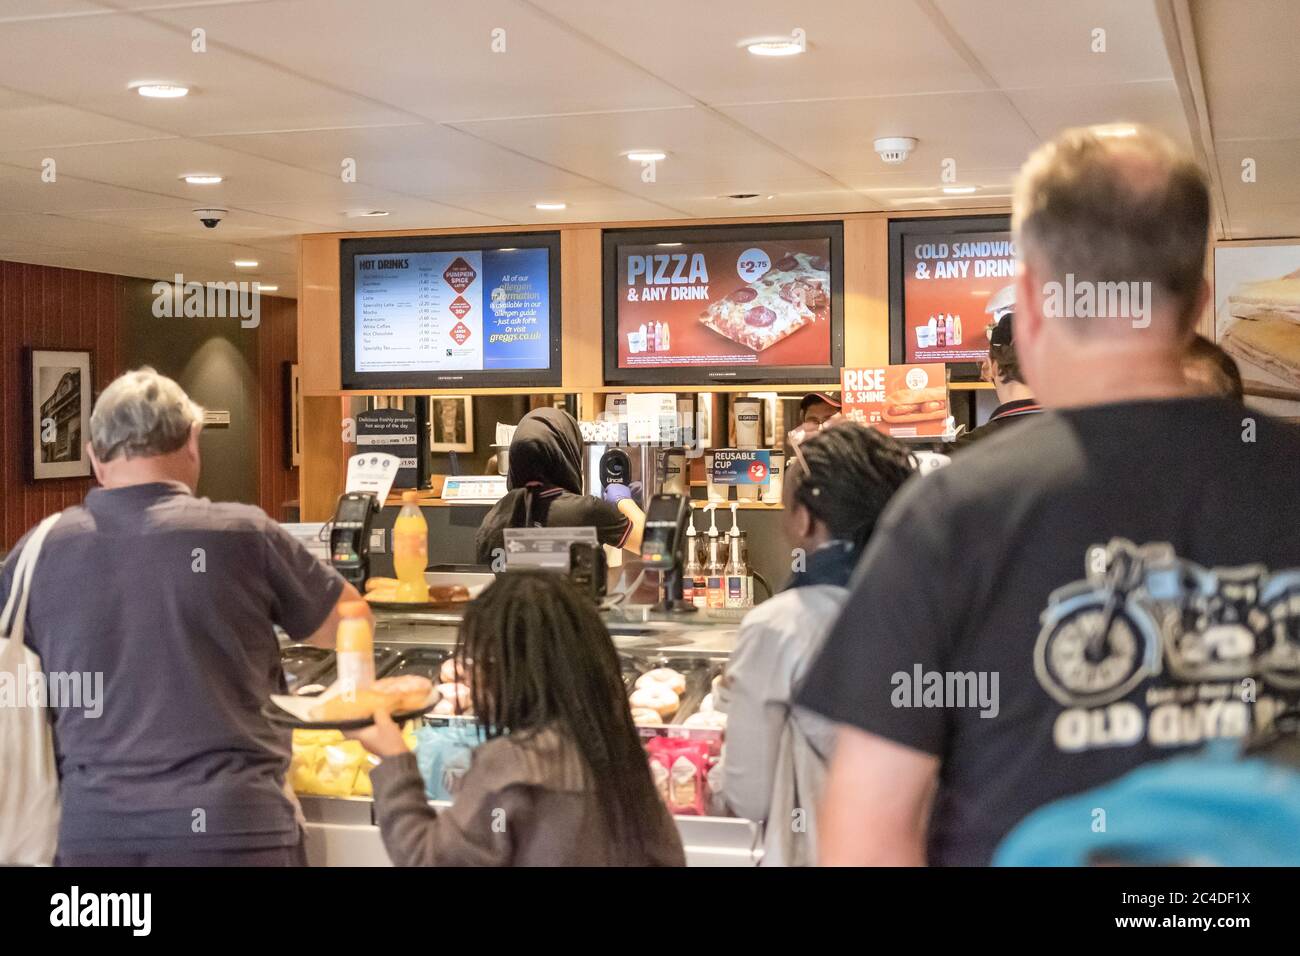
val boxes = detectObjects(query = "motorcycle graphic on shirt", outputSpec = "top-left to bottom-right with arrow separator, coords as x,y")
1034,538 -> 1300,708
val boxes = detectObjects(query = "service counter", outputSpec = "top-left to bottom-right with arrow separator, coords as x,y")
294,606 -> 761,867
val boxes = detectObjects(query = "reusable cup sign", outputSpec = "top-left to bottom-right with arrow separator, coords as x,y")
710,449 -> 772,486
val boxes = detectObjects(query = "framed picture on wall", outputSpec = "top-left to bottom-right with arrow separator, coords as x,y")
26,348 -> 93,481
429,395 -> 474,453
283,362 -> 302,468
1214,242 -> 1300,418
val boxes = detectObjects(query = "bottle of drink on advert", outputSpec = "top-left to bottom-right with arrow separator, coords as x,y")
954,314 -> 963,345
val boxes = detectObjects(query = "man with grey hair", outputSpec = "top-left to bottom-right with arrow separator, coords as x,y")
0,367 -> 362,865
797,126 -> 1300,865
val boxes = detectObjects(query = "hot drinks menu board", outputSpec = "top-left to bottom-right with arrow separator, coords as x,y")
604,222 -> 843,385
899,225 -> 1016,365
842,364 -> 950,438
353,247 -> 550,374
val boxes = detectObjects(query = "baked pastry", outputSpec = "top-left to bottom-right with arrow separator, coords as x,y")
881,387 -> 948,424
684,710 -> 727,730
1222,316 -> 1300,389
439,657 -> 468,684
631,707 -> 663,726
630,684 -> 680,719
436,682 -> 472,712
310,675 -> 434,722
635,667 -> 687,696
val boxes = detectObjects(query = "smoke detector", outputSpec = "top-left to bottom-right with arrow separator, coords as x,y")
873,136 -> 918,164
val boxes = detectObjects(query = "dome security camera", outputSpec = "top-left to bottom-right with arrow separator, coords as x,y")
193,207 -> 227,229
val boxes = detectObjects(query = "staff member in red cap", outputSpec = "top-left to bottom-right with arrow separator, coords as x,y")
798,392 -> 841,427
951,311 -> 1041,449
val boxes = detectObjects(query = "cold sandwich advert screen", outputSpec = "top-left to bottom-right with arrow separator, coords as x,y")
903,230 -> 1016,364
614,238 -> 833,370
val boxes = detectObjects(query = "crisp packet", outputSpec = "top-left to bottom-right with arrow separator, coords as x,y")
415,722 -> 486,801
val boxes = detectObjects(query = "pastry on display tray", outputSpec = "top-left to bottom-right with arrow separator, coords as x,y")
699,251 -> 830,352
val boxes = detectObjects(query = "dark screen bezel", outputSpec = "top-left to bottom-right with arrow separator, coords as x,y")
888,214 -> 1012,382
340,231 -> 563,390
601,221 -> 845,386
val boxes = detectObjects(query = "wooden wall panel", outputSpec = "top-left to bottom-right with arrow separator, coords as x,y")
560,227 -> 603,391
0,261 -> 127,550
256,294 -> 300,521
298,236 -> 341,395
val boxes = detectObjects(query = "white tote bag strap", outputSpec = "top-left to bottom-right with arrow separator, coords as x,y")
0,512 -> 62,640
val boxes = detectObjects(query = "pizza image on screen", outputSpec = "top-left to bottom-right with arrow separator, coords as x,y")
699,251 -> 830,352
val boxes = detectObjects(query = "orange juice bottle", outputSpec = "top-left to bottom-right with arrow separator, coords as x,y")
336,600 -> 374,697
392,491 -> 429,603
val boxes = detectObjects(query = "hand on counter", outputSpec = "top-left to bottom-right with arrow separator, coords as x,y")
346,707 -> 409,758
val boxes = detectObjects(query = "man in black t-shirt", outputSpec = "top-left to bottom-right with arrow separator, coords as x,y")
797,125 -> 1300,865
949,311 -> 1041,450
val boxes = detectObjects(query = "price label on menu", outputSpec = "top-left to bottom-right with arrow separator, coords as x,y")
710,449 -> 771,485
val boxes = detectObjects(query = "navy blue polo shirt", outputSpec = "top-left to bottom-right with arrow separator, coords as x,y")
0,482 -> 344,853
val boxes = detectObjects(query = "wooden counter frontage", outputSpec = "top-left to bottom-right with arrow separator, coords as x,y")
296,207 -> 1008,520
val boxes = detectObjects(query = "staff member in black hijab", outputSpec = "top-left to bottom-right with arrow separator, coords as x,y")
475,408 -> 645,565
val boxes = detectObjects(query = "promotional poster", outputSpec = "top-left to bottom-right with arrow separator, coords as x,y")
614,238 -> 833,370
842,364 -> 950,438
902,230 -> 1016,364
352,246 -> 551,375
1214,243 -> 1300,417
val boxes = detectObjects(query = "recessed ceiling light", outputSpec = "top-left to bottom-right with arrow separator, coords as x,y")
181,174 -> 222,185
255,284 -> 278,292
657,242 -> 683,247
942,186 -> 978,195
498,248 -> 518,252
535,202 -> 567,211
233,260 -> 258,268
1094,124 -> 1137,138
741,36 -> 805,57
132,82 -> 189,99
625,150 -> 667,163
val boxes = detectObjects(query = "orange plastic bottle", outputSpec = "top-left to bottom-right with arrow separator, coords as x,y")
335,600 -> 374,696
392,491 -> 430,603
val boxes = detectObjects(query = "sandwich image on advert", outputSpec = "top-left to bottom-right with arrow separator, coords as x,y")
882,386 -> 948,424
1219,268 -> 1300,390
699,251 -> 830,352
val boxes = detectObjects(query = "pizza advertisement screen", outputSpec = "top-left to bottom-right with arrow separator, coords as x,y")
889,216 -> 1014,372
340,233 -> 561,389
603,222 -> 844,385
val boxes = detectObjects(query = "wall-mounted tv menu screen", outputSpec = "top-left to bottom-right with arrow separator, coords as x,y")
603,221 -> 844,385
889,214 -> 1014,380
340,232 -> 561,389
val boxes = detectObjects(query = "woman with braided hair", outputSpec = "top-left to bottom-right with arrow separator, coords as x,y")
720,421 -> 915,865
349,570 -> 684,866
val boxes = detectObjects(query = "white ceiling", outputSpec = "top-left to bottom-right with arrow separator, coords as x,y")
0,0 -> 1284,294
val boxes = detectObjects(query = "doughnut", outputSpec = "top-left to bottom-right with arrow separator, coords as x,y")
435,682 -> 472,712
684,710 -> 727,730
630,684 -> 679,719
631,707 -> 663,726
439,658 -> 468,685
635,667 -> 686,696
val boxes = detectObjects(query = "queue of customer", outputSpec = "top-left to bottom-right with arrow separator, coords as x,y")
3,122 -> 1295,870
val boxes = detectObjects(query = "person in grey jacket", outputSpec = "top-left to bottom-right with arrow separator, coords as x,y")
720,423 -> 914,864
350,571 -> 684,867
